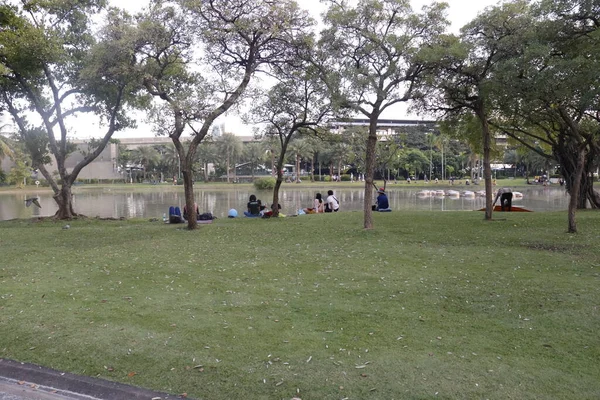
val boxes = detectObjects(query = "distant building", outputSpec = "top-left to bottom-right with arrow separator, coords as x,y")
329,118 -> 437,138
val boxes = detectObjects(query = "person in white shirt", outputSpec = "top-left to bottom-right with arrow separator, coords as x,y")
325,190 -> 339,212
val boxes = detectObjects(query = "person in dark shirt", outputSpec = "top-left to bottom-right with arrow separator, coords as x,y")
493,187 -> 513,211
244,194 -> 261,217
373,187 -> 391,212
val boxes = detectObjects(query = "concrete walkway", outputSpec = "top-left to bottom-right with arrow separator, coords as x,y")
0,359 -> 181,400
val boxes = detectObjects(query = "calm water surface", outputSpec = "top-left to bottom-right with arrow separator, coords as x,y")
0,185 -> 570,221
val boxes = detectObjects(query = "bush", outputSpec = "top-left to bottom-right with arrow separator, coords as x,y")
340,174 -> 351,181
254,177 -> 276,190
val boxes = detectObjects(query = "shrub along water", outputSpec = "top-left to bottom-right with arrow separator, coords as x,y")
253,177 -> 276,190
0,211 -> 598,399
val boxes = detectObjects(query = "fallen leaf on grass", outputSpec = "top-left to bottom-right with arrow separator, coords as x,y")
127,371 -> 136,377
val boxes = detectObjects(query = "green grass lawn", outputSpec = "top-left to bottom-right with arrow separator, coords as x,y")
1,210 -> 599,399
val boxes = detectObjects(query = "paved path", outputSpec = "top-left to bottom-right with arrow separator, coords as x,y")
0,376 -> 97,400
0,359 -> 180,400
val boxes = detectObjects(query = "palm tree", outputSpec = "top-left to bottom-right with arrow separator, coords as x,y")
288,137 -> 313,182
162,144 -> 180,181
196,141 -> 216,182
242,141 -> 265,179
261,135 -> 280,177
131,146 -> 161,181
0,119 -> 15,161
433,134 -> 450,180
216,133 -> 243,183
0,135 -> 13,161
305,135 -> 323,181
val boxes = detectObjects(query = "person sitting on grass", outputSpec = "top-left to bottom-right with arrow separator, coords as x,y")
304,193 -> 324,214
262,203 -> 285,218
244,194 -> 262,217
183,202 -> 199,221
325,190 -> 339,212
372,187 -> 392,212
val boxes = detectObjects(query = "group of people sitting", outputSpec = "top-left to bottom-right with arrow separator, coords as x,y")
243,194 -> 284,218
168,203 -> 215,223
170,187 -> 392,222
302,190 -> 340,214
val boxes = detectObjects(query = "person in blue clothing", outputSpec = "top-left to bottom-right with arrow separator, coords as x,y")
244,194 -> 262,217
373,187 -> 392,212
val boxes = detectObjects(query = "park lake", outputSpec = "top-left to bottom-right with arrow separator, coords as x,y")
0,185 -> 570,221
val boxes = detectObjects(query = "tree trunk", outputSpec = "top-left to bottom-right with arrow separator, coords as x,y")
476,102 -> 493,221
182,158 -> 198,230
556,144 -> 600,209
567,147 -> 586,233
295,153 -> 301,183
226,153 -> 230,183
442,144 -> 446,180
272,136 -> 293,218
363,116 -> 378,229
53,184 -> 77,219
318,159 -> 322,181
273,174 -> 283,217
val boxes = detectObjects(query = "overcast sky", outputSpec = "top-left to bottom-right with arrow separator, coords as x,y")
97,0 -> 502,138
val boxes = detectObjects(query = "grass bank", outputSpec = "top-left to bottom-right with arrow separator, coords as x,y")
1,211 -> 598,399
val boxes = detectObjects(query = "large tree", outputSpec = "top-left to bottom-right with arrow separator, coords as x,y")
489,0 -> 600,232
252,62 -> 331,217
0,2 -> 139,218
421,0 -> 531,220
134,0 -> 313,229
318,0 -> 448,229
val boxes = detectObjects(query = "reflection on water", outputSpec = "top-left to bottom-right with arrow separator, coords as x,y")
0,186 -> 571,221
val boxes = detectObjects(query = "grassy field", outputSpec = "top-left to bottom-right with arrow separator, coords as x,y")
1,210 -> 599,399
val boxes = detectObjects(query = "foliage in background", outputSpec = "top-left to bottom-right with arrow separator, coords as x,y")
253,177 -> 276,190
0,1 -> 140,218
